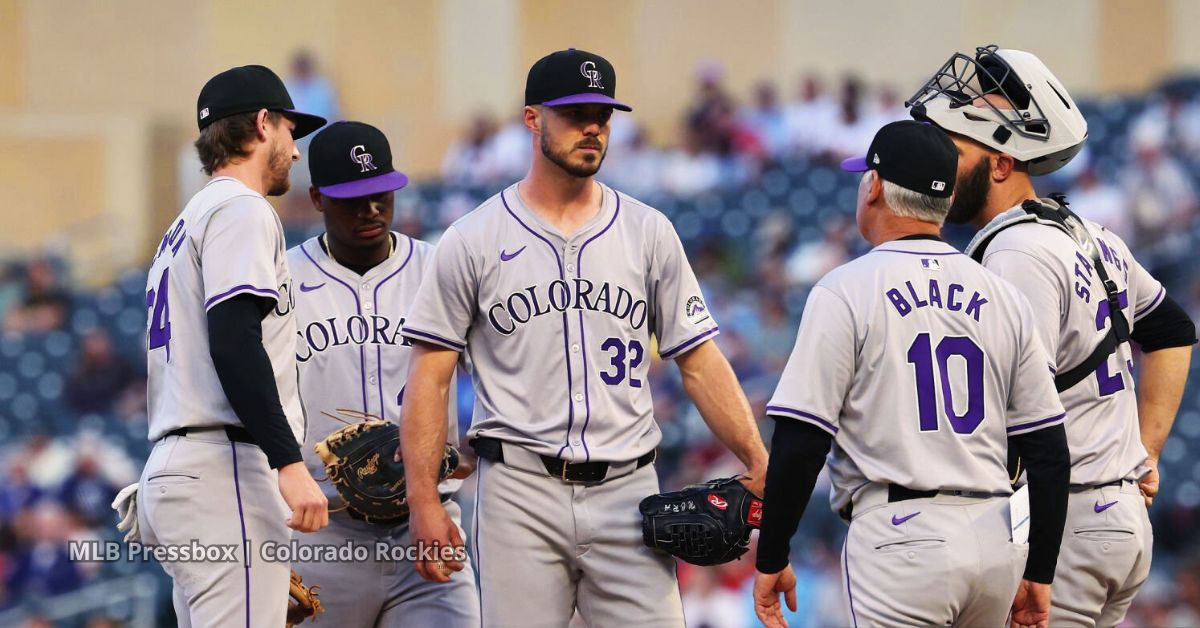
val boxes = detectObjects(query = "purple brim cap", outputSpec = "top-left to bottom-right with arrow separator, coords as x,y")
541,93 -> 632,112
318,171 -> 409,199
840,156 -> 869,172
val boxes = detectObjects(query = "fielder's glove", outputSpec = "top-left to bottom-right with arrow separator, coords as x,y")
314,419 -> 459,524
111,483 -> 140,543
286,570 -> 323,627
639,476 -> 763,566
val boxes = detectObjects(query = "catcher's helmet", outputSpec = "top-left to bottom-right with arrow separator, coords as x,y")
907,45 -> 1087,176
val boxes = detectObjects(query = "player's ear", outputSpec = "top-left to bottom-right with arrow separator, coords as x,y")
523,106 -> 541,135
309,186 -> 324,212
255,108 -> 271,142
992,152 -> 1016,183
865,171 -> 883,205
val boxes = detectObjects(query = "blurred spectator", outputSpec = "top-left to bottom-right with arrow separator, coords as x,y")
1068,163 -> 1133,240
487,113 -> 534,185
1121,137 -> 1198,246
5,504 -> 85,603
65,328 -> 136,415
868,84 -> 908,128
812,75 -> 877,162
0,464 -> 42,523
285,50 -> 340,124
785,74 -> 837,156
785,217 -> 854,286
441,112 -> 499,187
57,453 -> 119,527
600,124 -> 665,198
742,81 -> 789,158
3,259 -> 71,335
688,60 -> 736,145
661,122 -> 722,196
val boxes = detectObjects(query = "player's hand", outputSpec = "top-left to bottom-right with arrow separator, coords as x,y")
1139,457 -> 1160,508
278,462 -> 329,533
754,565 -> 797,628
1010,579 -> 1051,628
409,500 -> 465,583
448,454 -> 476,480
740,465 -> 767,498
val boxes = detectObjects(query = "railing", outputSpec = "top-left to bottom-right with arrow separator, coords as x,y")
0,573 -> 159,627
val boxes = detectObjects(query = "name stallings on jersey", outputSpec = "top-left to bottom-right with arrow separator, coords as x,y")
296,314 -> 410,363
486,278 -> 649,335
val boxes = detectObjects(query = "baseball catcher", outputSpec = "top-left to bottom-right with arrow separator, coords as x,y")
640,476 -> 763,566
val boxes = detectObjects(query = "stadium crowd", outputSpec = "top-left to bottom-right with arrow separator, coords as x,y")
1,58 -> 1200,626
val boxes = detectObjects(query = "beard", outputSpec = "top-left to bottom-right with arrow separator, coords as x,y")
945,157 -> 991,224
540,131 -> 606,178
264,140 -> 293,196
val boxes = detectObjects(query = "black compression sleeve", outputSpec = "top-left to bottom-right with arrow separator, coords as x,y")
207,295 -> 303,469
1009,424 -> 1070,583
756,418 -> 833,574
1131,294 -> 1197,352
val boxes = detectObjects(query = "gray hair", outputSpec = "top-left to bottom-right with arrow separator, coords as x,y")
881,179 -> 952,226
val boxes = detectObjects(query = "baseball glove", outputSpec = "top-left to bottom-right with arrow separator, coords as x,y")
286,570 -> 322,627
639,476 -> 763,566
314,419 -> 459,524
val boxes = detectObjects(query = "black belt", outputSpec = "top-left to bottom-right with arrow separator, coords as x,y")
1069,478 -> 1128,493
166,425 -> 256,445
471,437 -> 655,483
841,484 -> 993,521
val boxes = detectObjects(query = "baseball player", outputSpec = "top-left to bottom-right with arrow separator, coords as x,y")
136,65 -> 329,626
908,45 -> 1196,627
287,121 -> 481,627
398,48 -> 769,627
753,121 -> 1072,628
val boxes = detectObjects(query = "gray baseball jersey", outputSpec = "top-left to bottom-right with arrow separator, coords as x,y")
145,175 -> 303,442
401,182 -> 717,462
973,211 -> 1164,485
767,237 -> 1066,514
287,233 -> 461,502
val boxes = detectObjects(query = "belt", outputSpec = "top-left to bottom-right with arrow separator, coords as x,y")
1069,478 -> 1132,493
166,425 -> 256,445
841,483 -> 1001,521
471,437 -> 655,484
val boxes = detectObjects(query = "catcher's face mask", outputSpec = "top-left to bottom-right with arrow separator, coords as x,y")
906,45 -> 1087,176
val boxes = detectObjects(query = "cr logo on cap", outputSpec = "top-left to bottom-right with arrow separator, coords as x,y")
350,145 -> 377,173
580,61 -> 603,89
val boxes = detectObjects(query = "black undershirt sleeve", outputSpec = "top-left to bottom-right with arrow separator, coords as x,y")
1009,424 -> 1070,583
756,418 -> 833,574
207,294 -> 303,469
1131,293 -> 1197,353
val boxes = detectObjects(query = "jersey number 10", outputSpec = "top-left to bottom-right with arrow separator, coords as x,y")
906,333 -> 984,434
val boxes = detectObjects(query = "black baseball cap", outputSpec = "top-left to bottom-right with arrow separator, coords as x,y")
841,121 -> 957,198
308,121 -> 409,199
525,49 -> 632,112
196,65 -> 327,139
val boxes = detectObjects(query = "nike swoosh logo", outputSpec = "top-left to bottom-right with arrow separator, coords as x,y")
892,512 -> 921,525
299,282 -> 325,292
1094,501 -> 1118,513
500,246 -> 527,262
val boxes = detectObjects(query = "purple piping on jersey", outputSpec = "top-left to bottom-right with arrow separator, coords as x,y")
871,248 -> 962,257
204,285 -> 279,310
403,327 -> 467,350
473,459 -> 484,610
1134,286 -> 1166,319
659,326 -> 720,359
573,190 -> 623,462
1006,412 -> 1067,434
301,242 -> 369,413
765,405 -> 839,435
230,442 -> 251,627
373,235 -> 415,414
499,191 -> 578,459
843,540 -> 859,628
